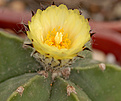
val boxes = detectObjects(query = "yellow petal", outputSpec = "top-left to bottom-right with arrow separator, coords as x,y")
27,4 -> 90,59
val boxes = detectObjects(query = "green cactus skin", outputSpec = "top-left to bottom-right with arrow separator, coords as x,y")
0,73 -> 36,101
0,31 -> 121,101
7,74 -> 51,101
0,32 -> 40,83
70,65 -> 121,101
50,77 -> 91,101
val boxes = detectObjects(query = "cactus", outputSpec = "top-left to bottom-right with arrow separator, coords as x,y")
0,31 -> 121,101
0,3 -> 121,101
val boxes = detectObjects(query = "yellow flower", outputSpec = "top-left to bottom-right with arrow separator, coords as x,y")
26,4 -> 90,70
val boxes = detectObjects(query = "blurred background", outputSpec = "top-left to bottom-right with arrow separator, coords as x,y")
0,0 -> 121,65
1,0 -> 121,20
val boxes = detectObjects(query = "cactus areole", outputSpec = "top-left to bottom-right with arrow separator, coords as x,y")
24,4 -> 91,71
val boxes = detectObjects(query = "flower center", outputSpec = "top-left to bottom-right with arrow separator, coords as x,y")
44,27 -> 71,49
55,32 -> 63,44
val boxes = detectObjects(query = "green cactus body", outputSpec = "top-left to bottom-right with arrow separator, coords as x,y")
0,31 -> 121,101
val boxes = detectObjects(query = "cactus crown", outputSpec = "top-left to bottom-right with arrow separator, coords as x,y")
25,4 -> 90,71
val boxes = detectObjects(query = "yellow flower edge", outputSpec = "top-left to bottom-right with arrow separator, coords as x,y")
27,4 -> 90,60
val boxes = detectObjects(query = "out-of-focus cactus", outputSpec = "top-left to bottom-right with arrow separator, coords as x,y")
0,4 -> 121,101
